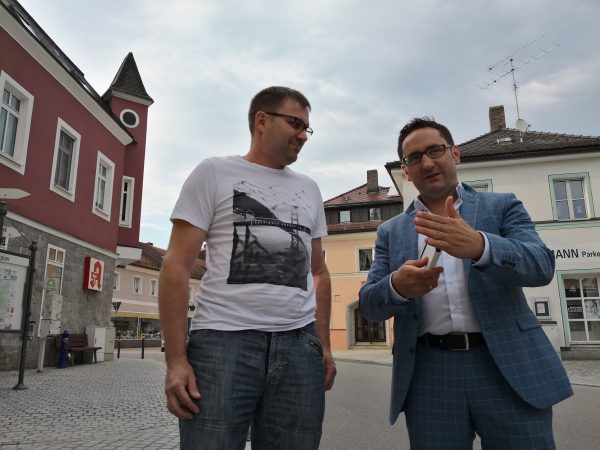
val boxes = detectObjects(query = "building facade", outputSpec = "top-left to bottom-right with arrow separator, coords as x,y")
111,242 -> 205,340
386,106 -> 600,359
0,0 -> 152,369
323,170 -> 403,349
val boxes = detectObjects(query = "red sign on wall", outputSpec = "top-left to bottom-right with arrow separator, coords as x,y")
83,256 -> 104,291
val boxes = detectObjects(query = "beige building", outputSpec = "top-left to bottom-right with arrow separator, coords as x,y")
111,242 -> 205,338
386,106 -> 600,359
323,170 -> 403,349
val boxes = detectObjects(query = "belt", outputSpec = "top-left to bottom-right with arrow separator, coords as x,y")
417,332 -> 485,351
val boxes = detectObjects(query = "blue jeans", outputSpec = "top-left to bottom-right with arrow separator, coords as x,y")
180,322 -> 325,450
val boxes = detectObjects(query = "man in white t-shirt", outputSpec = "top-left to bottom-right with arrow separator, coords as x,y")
158,86 -> 336,450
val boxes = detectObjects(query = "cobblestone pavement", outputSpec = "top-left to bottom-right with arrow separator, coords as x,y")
0,350 -> 597,449
0,359 -> 179,449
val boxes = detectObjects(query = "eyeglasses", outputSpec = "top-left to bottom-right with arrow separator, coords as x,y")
264,112 -> 313,137
402,144 -> 451,166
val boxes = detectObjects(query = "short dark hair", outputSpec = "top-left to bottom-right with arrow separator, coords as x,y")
248,86 -> 311,134
397,117 -> 454,159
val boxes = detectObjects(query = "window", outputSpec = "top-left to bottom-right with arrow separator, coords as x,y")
465,179 -> 492,192
150,279 -> 158,297
113,272 -> 120,291
549,174 -> 594,221
92,152 -> 115,220
340,210 -> 350,223
41,245 -> 65,317
553,179 -> 586,220
369,207 -> 381,220
133,276 -> 142,294
50,119 -> 81,201
119,177 -> 135,227
358,248 -> 374,271
563,276 -> 600,342
0,71 -> 34,174
119,109 -> 139,128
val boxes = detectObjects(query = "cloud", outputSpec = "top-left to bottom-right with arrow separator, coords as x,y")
17,0 -> 600,249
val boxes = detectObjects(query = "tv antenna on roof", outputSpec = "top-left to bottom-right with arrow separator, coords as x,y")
481,35 -> 559,134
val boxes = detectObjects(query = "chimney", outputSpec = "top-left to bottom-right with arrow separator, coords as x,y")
489,105 -> 506,132
367,170 -> 378,193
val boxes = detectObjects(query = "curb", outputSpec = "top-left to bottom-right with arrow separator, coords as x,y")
333,358 -> 392,367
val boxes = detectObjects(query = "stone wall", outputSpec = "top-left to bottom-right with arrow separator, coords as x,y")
0,219 -> 116,370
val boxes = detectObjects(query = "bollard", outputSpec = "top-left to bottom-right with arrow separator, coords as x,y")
141,335 -> 145,359
57,330 -> 70,368
117,337 -> 121,359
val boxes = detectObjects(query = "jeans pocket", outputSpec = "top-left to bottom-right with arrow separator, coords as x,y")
187,328 -> 214,345
300,330 -> 324,356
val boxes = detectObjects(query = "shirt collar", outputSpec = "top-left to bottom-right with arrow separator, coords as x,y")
414,182 -> 465,213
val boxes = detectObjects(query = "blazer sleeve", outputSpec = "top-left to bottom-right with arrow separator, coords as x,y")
359,222 -> 410,322
477,193 -> 555,287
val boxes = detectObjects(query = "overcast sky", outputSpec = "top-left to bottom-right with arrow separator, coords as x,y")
18,0 -> 600,249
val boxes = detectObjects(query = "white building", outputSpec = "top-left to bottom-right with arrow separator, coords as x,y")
387,106 -> 600,359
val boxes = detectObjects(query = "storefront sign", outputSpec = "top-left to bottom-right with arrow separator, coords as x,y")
83,256 -> 104,291
551,247 -> 600,261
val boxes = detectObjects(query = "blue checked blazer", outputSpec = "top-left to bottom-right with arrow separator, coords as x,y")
359,184 -> 573,425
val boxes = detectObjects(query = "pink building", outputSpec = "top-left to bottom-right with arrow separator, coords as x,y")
0,0 -> 152,369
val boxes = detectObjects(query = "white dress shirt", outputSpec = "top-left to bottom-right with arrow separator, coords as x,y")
389,183 -> 490,335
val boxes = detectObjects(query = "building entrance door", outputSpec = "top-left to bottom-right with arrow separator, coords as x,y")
354,309 -> 386,343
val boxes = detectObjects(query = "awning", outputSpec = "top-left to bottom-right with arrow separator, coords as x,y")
113,312 -> 159,320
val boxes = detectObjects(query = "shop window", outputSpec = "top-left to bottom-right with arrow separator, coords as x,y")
563,276 -> 600,342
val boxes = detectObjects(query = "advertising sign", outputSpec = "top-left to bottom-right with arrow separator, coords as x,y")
83,256 -> 104,291
0,253 -> 29,331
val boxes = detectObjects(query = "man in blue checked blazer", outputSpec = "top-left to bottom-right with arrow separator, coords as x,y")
359,117 -> 573,450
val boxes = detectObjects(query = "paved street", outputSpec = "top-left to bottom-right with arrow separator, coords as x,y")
0,348 -> 598,449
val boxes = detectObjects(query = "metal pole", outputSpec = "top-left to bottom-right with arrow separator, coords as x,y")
14,241 -> 37,390
141,335 -> 145,359
117,337 -> 121,359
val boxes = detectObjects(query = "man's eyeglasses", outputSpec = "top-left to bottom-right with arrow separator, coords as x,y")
402,144 -> 451,166
264,112 -> 313,137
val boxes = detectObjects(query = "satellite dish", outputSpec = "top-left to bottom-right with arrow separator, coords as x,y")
516,118 -> 530,132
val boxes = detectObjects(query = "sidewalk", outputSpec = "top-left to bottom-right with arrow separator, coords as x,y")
332,348 -> 600,387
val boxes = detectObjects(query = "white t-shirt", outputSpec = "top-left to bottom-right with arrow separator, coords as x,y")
171,155 -> 328,332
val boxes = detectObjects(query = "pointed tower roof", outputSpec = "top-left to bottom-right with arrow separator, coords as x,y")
103,52 -> 153,104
